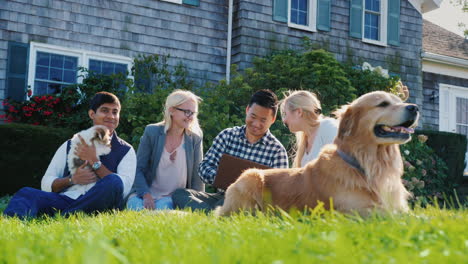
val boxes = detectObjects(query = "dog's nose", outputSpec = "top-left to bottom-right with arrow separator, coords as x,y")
406,104 -> 418,113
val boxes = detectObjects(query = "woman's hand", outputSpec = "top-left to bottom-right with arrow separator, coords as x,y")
143,193 -> 155,210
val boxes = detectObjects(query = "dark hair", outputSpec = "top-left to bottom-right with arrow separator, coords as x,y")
89,92 -> 121,112
248,89 -> 278,115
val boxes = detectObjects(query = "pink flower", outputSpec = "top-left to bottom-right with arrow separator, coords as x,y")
27,89 -> 32,97
421,169 -> 427,176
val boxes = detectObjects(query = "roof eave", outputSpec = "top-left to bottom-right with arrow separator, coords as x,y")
409,0 -> 442,14
422,52 -> 468,68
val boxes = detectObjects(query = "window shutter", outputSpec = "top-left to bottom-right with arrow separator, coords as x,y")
6,42 -> 29,101
317,0 -> 331,31
273,0 -> 288,23
387,0 -> 400,46
349,0 -> 363,38
183,0 -> 199,7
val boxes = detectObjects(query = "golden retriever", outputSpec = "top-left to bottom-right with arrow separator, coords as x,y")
215,91 -> 419,216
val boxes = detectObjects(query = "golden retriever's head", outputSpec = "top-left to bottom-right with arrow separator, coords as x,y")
335,91 -> 419,145
91,125 -> 111,147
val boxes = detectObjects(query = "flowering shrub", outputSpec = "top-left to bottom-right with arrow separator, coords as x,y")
400,134 -> 451,205
0,88 -> 79,126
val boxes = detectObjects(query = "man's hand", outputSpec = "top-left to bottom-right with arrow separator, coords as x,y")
75,135 -> 98,164
143,193 -> 155,210
72,161 -> 99,185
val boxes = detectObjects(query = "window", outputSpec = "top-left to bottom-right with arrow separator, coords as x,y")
363,0 -> 387,45
288,0 -> 317,32
28,42 -> 132,95
89,59 -> 128,75
34,52 -> 78,94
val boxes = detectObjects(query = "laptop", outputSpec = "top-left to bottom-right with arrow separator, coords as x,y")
213,153 -> 271,190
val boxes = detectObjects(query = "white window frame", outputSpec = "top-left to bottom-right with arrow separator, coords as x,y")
287,0 -> 317,32
439,83 -> 468,133
362,0 -> 388,47
439,83 -> 468,176
28,42 -> 133,95
161,0 -> 182,4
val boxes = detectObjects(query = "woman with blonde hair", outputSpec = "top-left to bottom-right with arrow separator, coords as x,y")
280,90 -> 338,168
127,90 -> 204,210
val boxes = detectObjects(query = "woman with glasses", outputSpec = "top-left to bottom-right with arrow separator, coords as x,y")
127,90 -> 204,210
280,90 -> 338,168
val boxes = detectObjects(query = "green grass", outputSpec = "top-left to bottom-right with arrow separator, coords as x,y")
1,205 -> 467,264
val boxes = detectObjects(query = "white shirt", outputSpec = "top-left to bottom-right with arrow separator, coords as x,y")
301,118 -> 338,167
41,140 -> 136,199
150,138 -> 187,200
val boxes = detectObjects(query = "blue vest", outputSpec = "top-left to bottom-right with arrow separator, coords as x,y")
63,132 -> 131,177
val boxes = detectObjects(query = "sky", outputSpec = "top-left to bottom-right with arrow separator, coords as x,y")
423,0 -> 468,37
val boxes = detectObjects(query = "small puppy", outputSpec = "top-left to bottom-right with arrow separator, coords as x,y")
67,125 -> 111,175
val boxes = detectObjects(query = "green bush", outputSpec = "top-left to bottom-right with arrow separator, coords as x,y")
0,123 -> 74,196
416,130 -> 467,184
400,133 -> 451,206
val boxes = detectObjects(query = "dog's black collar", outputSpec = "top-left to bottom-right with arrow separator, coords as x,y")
337,149 -> 365,175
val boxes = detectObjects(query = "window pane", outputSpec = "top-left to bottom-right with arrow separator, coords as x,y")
36,52 -> 50,66
35,81 -> 48,95
364,13 -> 380,40
299,0 -> 307,10
50,54 -> 63,68
89,59 -> 128,75
298,11 -> 307,25
63,56 -> 77,69
366,0 -> 380,12
102,61 -> 114,75
50,68 -> 63,82
36,66 -> 49,79
47,83 -> 62,94
89,59 -> 101,73
115,64 -> 127,74
63,70 -> 76,83
291,0 -> 298,9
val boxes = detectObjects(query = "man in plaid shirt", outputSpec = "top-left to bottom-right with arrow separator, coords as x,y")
172,89 -> 288,211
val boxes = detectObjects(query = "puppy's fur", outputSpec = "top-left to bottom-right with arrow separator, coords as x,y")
216,91 -> 419,216
67,125 -> 111,175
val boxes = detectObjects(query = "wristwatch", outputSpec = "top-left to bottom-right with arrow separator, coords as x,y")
92,161 -> 102,171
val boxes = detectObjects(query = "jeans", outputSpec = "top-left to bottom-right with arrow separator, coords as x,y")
3,174 -> 123,219
126,195 -> 174,210
171,188 -> 224,213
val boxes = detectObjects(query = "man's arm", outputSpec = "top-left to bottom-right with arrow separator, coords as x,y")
41,142 -> 68,192
116,147 -> 136,198
198,129 -> 229,185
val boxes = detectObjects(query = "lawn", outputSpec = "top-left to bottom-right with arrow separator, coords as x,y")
1,201 -> 467,264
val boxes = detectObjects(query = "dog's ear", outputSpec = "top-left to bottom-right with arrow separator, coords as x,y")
336,105 -> 361,140
95,127 -> 108,141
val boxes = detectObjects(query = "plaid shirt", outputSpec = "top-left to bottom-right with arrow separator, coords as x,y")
199,125 -> 289,184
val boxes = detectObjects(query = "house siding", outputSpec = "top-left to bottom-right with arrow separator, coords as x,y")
232,0 -> 424,106
0,0 -> 228,104
422,72 -> 468,130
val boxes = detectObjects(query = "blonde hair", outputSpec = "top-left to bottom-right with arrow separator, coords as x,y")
158,90 -> 202,136
280,90 -> 322,168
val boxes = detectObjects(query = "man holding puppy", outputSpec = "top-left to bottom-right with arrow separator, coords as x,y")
3,92 -> 136,218
172,89 -> 288,211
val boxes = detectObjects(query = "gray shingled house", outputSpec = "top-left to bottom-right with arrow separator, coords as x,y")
1,0 -> 441,124
422,19 -> 468,174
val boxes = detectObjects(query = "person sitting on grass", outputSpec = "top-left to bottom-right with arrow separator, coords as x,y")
3,91 -> 136,219
126,90 -> 204,211
171,89 -> 289,212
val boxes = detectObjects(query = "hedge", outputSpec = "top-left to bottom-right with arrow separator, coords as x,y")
416,130 -> 467,184
0,123 -> 74,196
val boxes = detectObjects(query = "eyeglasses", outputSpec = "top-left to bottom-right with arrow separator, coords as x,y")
175,107 -> 197,117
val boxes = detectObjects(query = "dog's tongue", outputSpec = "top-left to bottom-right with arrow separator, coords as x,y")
393,126 -> 414,134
